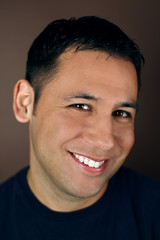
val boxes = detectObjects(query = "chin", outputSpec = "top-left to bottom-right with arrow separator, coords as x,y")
68,179 -> 108,201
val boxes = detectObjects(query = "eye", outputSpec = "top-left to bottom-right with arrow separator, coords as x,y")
112,110 -> 132,119
68,104 -> 91,111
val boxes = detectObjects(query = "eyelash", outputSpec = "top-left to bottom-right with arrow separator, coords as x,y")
112,110 -> 132,119
68,104 -> 91,111
68,104 -> 132,119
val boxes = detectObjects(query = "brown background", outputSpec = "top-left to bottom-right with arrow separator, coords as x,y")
0,0 -> 160,183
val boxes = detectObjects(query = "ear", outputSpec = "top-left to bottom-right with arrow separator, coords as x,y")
13,79 -> 34,123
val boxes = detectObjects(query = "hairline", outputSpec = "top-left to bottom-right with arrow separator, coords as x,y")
32,47 -> 139,109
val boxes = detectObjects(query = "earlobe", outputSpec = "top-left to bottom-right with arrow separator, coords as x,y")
13,79 -> 34,123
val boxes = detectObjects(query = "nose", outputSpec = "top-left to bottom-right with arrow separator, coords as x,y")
83,116 -> 115,152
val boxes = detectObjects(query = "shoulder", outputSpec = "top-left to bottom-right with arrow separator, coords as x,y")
121,166 -> 160,189
119,166 -> 160,208
0,167 -> 29,205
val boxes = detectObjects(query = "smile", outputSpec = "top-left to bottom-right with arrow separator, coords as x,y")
73,153 -> 105,168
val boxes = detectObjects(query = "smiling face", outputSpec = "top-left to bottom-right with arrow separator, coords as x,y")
27,50 -> 138,210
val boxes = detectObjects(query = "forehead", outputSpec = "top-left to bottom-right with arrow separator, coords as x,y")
57,50 -> 137,91
59,49 -> 136,78
40,50 -> 138,104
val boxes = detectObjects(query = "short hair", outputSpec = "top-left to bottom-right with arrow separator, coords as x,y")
26,16 -> 145,103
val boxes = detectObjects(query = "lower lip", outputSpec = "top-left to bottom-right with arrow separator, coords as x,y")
70,153 -> 109,175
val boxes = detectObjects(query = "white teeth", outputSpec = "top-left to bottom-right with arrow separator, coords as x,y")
95,161 -> 100,168
84,158 -> 89,165
89,160 -> 94,167
73,154 -> 105,168
79,156 -> 84,163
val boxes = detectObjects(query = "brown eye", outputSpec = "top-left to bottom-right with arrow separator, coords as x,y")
112,110 -> 132,118
69,104 -> 91,111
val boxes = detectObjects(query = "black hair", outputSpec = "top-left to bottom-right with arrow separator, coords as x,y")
26,16 -> 145,103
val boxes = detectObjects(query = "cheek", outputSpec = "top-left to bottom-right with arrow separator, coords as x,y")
43,112 -> 88,147
115,125 -> 135,152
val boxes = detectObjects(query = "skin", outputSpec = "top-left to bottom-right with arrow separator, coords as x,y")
13,50 -> 138,212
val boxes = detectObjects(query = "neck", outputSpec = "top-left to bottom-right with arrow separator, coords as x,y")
27,166 -> 108,212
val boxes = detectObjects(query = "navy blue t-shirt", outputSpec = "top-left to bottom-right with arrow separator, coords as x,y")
0,166 -> 160,239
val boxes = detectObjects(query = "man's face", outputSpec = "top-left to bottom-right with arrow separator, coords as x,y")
29,50 -> 138,202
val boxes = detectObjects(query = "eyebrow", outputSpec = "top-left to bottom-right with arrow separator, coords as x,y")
62,92 -> 100,101
61,92 -> 138,111
117,102 -> 138,111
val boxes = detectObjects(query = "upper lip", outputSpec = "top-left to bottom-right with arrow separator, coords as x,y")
69,151 -> 108,162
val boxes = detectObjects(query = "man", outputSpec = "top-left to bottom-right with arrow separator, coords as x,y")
0,16 -> 160,239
